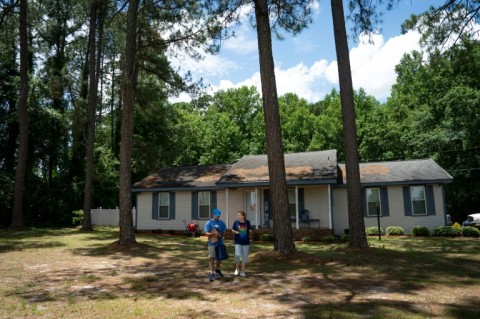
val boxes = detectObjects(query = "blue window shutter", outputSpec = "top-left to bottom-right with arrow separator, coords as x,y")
169,192 -> 176,220
152,193 -> 158,220
298,188 -> 304,213
361,188 -> 368,217
403,186 -> 412,216
211,191 -> 217,210
191,192 -> 198,220
426,185 -> 436,215
381,187 -> 390,216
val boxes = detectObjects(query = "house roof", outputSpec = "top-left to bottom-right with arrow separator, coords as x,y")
338,159 -> 453,186
217,150 -> 338,187
132,164 -> 231,191
133,152 -> 453,192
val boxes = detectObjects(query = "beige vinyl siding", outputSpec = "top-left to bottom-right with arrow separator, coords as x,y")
223,188 -> 243,229
136,192 -> 152,230
333,188 -> 349,235
363,186 -> 445,235
333,185 -> 447,235
136,191 -> 191,230
136,190 -> 228,231
225,188 -> 265,229
304,185 -> 330,227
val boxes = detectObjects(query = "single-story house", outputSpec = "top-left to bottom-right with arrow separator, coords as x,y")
132,150 -> 453,235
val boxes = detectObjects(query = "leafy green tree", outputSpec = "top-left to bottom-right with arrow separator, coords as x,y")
169,103 -> 206,167
0,2 -> 20,225
309,90 -> 345,158
117,0 -> 234,245
198,86 -> 263,164
278,93 -> 316,153
387,38 -> 480,221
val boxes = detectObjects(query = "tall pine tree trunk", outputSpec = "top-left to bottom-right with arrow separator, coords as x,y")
82,0 -> 99,231
253,0 -> 295,255
10,0 -> 29,229
118,0 -> 139,245
331,0 -> 367,249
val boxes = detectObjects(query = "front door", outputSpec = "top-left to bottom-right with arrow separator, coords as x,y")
244,190 -> 257,225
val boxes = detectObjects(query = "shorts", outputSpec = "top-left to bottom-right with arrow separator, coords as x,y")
235,244 -> 250,264
207,245 -> 216,258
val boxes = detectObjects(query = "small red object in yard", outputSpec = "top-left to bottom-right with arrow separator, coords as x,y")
183,220 -> 200,237
187,223 -> 197,232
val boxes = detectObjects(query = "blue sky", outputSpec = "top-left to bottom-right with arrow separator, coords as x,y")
171,0 -> 439,103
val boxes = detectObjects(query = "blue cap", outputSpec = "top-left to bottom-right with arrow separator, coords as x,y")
213,208 -> 221,217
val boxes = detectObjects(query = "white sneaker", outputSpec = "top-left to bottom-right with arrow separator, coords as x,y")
240,271 -> 246,277
234,269 -> 239,276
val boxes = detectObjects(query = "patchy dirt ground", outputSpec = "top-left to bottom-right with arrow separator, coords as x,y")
1,231 -> 480,319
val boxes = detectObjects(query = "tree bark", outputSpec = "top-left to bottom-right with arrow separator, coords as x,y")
118,0 -> 139,245
10,0 -> 29,229
331,0 -> 367,249
82,0 -> 99,231
253,0 -> 295,255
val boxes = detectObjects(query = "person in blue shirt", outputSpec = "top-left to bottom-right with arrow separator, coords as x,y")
231,210 -> 252,277
204,208 -> 227,281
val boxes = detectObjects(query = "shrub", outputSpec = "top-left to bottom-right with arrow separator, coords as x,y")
365,226 -> 383,236
261,234 -> 275,241
302,236 -> 311,243
461,226 -> 480,237
319,235 -> 338,243
72,210 -> 84,225
386,226 -> 404,236
411,226 -> 430,236
340,234 -> 349,242
433,226 -> 462,237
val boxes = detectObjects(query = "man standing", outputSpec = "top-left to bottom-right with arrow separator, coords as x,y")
204,208 -> 227,281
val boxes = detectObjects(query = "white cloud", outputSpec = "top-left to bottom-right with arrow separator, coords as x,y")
349,31 -> 422,100
223,24 -> 258,54
170,51 -> 240,79
272,30 -> 422,102
208,60 -> 331,102
170,28 -> 423,104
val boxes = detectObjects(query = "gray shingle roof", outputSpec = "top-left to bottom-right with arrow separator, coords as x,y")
338,159 -> 453,185
133,153 -> 453,191
217,150 -> 338,186
132,164 -> 231,191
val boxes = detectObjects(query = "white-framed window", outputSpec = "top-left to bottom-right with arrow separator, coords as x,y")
411,185 -> 427,215
198,191 -> 211,219
158,193 -> 169,219
288,189 -> 296,218
366,187 -> 381,216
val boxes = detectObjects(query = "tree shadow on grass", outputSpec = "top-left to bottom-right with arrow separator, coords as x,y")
0,227 -> 117,253
73,235 -> 210,262
4,231 -> 480,318
0,240 -> 67,253
444,297 -> 480,319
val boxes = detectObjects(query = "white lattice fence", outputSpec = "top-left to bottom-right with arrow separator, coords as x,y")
91,207 -> 136,227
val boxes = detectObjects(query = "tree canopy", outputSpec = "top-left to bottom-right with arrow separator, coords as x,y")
1,0 -> 479,228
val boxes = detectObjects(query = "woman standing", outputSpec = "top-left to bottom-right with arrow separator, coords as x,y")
231,211 -> 252,277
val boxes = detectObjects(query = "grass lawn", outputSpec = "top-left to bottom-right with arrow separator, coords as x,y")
0,227 -> 479,319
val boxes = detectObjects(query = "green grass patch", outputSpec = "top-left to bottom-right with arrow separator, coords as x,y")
0,227 -> 479,319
